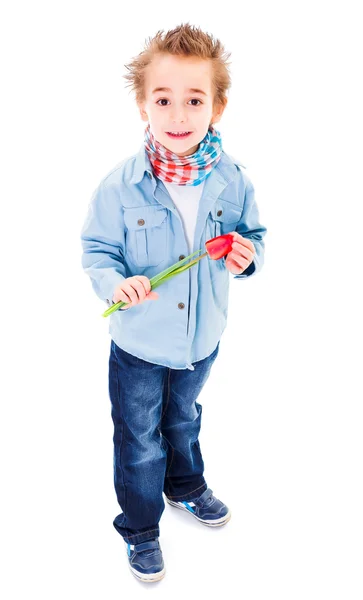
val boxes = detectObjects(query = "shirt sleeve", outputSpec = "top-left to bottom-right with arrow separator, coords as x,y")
80,179 -> 127,305
232,174 -> 267,279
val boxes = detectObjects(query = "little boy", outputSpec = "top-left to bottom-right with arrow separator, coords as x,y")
80,22 -> 267,583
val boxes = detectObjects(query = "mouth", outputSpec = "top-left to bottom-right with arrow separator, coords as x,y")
166,131 -> 193,139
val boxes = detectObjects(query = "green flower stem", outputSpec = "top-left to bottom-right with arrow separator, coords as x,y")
156,252 -> 208,280
102,249 -> 208,318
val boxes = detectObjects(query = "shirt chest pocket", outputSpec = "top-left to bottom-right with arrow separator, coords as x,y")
123,205 -> 168,267
210,200 -> 242,239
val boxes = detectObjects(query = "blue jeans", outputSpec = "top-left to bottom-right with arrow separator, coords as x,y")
108,339 -> 220,545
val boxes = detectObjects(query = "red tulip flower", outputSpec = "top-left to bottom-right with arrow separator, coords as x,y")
205,234 -> 234,260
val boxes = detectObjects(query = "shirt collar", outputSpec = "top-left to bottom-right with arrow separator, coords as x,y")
129,143 -> 153,185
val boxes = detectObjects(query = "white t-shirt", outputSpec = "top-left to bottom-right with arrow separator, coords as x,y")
163,180 -> 205,254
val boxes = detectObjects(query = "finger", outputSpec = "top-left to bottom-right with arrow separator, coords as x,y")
242,238 -> 256,253
226,252 -> 250,270
231,243 -> 254,263
122,284 -> 139,305
228,250 -> 253,264
236,239 -> 255,255
117,290 -> 133,309
129,279 -> 147,303
133,275 -> 151,295
145,291 -> 159,301
227,254 -> 244,271
118,293 -> 134,309
231,233 -> 255,254
225,256 -> 245,274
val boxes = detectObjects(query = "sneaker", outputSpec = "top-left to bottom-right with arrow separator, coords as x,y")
166,487 -> 231,527
124,538 -> 166,582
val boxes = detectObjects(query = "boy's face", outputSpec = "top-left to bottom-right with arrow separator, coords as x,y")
138,54 -> 226,157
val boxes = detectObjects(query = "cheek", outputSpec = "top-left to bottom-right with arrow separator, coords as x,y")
146,108 -> 163,124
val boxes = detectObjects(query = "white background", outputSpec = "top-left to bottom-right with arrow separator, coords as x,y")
1,1 -> 362,598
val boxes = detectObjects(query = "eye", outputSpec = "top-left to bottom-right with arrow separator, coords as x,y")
156,98 -> 202,106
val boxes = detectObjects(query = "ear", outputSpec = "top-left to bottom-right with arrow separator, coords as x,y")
137,102 -> 149,122
211,99 -> 228,125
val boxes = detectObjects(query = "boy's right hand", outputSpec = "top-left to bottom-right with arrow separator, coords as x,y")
112,276 -> 159,310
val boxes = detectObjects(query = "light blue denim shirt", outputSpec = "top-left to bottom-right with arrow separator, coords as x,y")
80,143 -> 267,371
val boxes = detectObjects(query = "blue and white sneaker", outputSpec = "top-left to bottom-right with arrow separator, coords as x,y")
166,487 -> 231,527
124,538 -> 166,582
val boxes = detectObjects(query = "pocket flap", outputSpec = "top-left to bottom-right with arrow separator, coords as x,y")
124,205 -> 168,230
212,201 -> 242,224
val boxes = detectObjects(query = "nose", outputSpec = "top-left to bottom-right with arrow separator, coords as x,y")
171,107 -> 187,123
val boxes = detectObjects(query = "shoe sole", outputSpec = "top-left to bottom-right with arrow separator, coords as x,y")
129,563 -> 166,582
166,498 -> 232,526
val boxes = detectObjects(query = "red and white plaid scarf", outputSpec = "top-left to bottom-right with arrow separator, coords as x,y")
144,123 -> 223,186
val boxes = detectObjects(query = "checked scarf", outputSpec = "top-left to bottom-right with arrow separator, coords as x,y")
144,123 -> 223,186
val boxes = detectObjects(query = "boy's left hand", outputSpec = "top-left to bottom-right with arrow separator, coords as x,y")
224,231 -> 256,275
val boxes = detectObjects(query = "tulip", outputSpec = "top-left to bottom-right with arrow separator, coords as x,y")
205,233 -> 234,260
102,233 -> 234,317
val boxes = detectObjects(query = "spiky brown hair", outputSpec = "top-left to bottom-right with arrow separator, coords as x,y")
122,22 -> 232,109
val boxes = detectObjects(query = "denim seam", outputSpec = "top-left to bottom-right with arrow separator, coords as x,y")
125,528 -> 159,539
160,368 -> 171,421
165,446 -> 175,493
161,368 -> 175,497
158,369 -> 171,455
115,353 -> 127,520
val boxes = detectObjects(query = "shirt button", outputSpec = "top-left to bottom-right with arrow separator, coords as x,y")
179,255 -> 185,260
137,219 -> 145,226
217,209 -> 223,217
178,302 -> 185,309
147,172 -> 152,179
